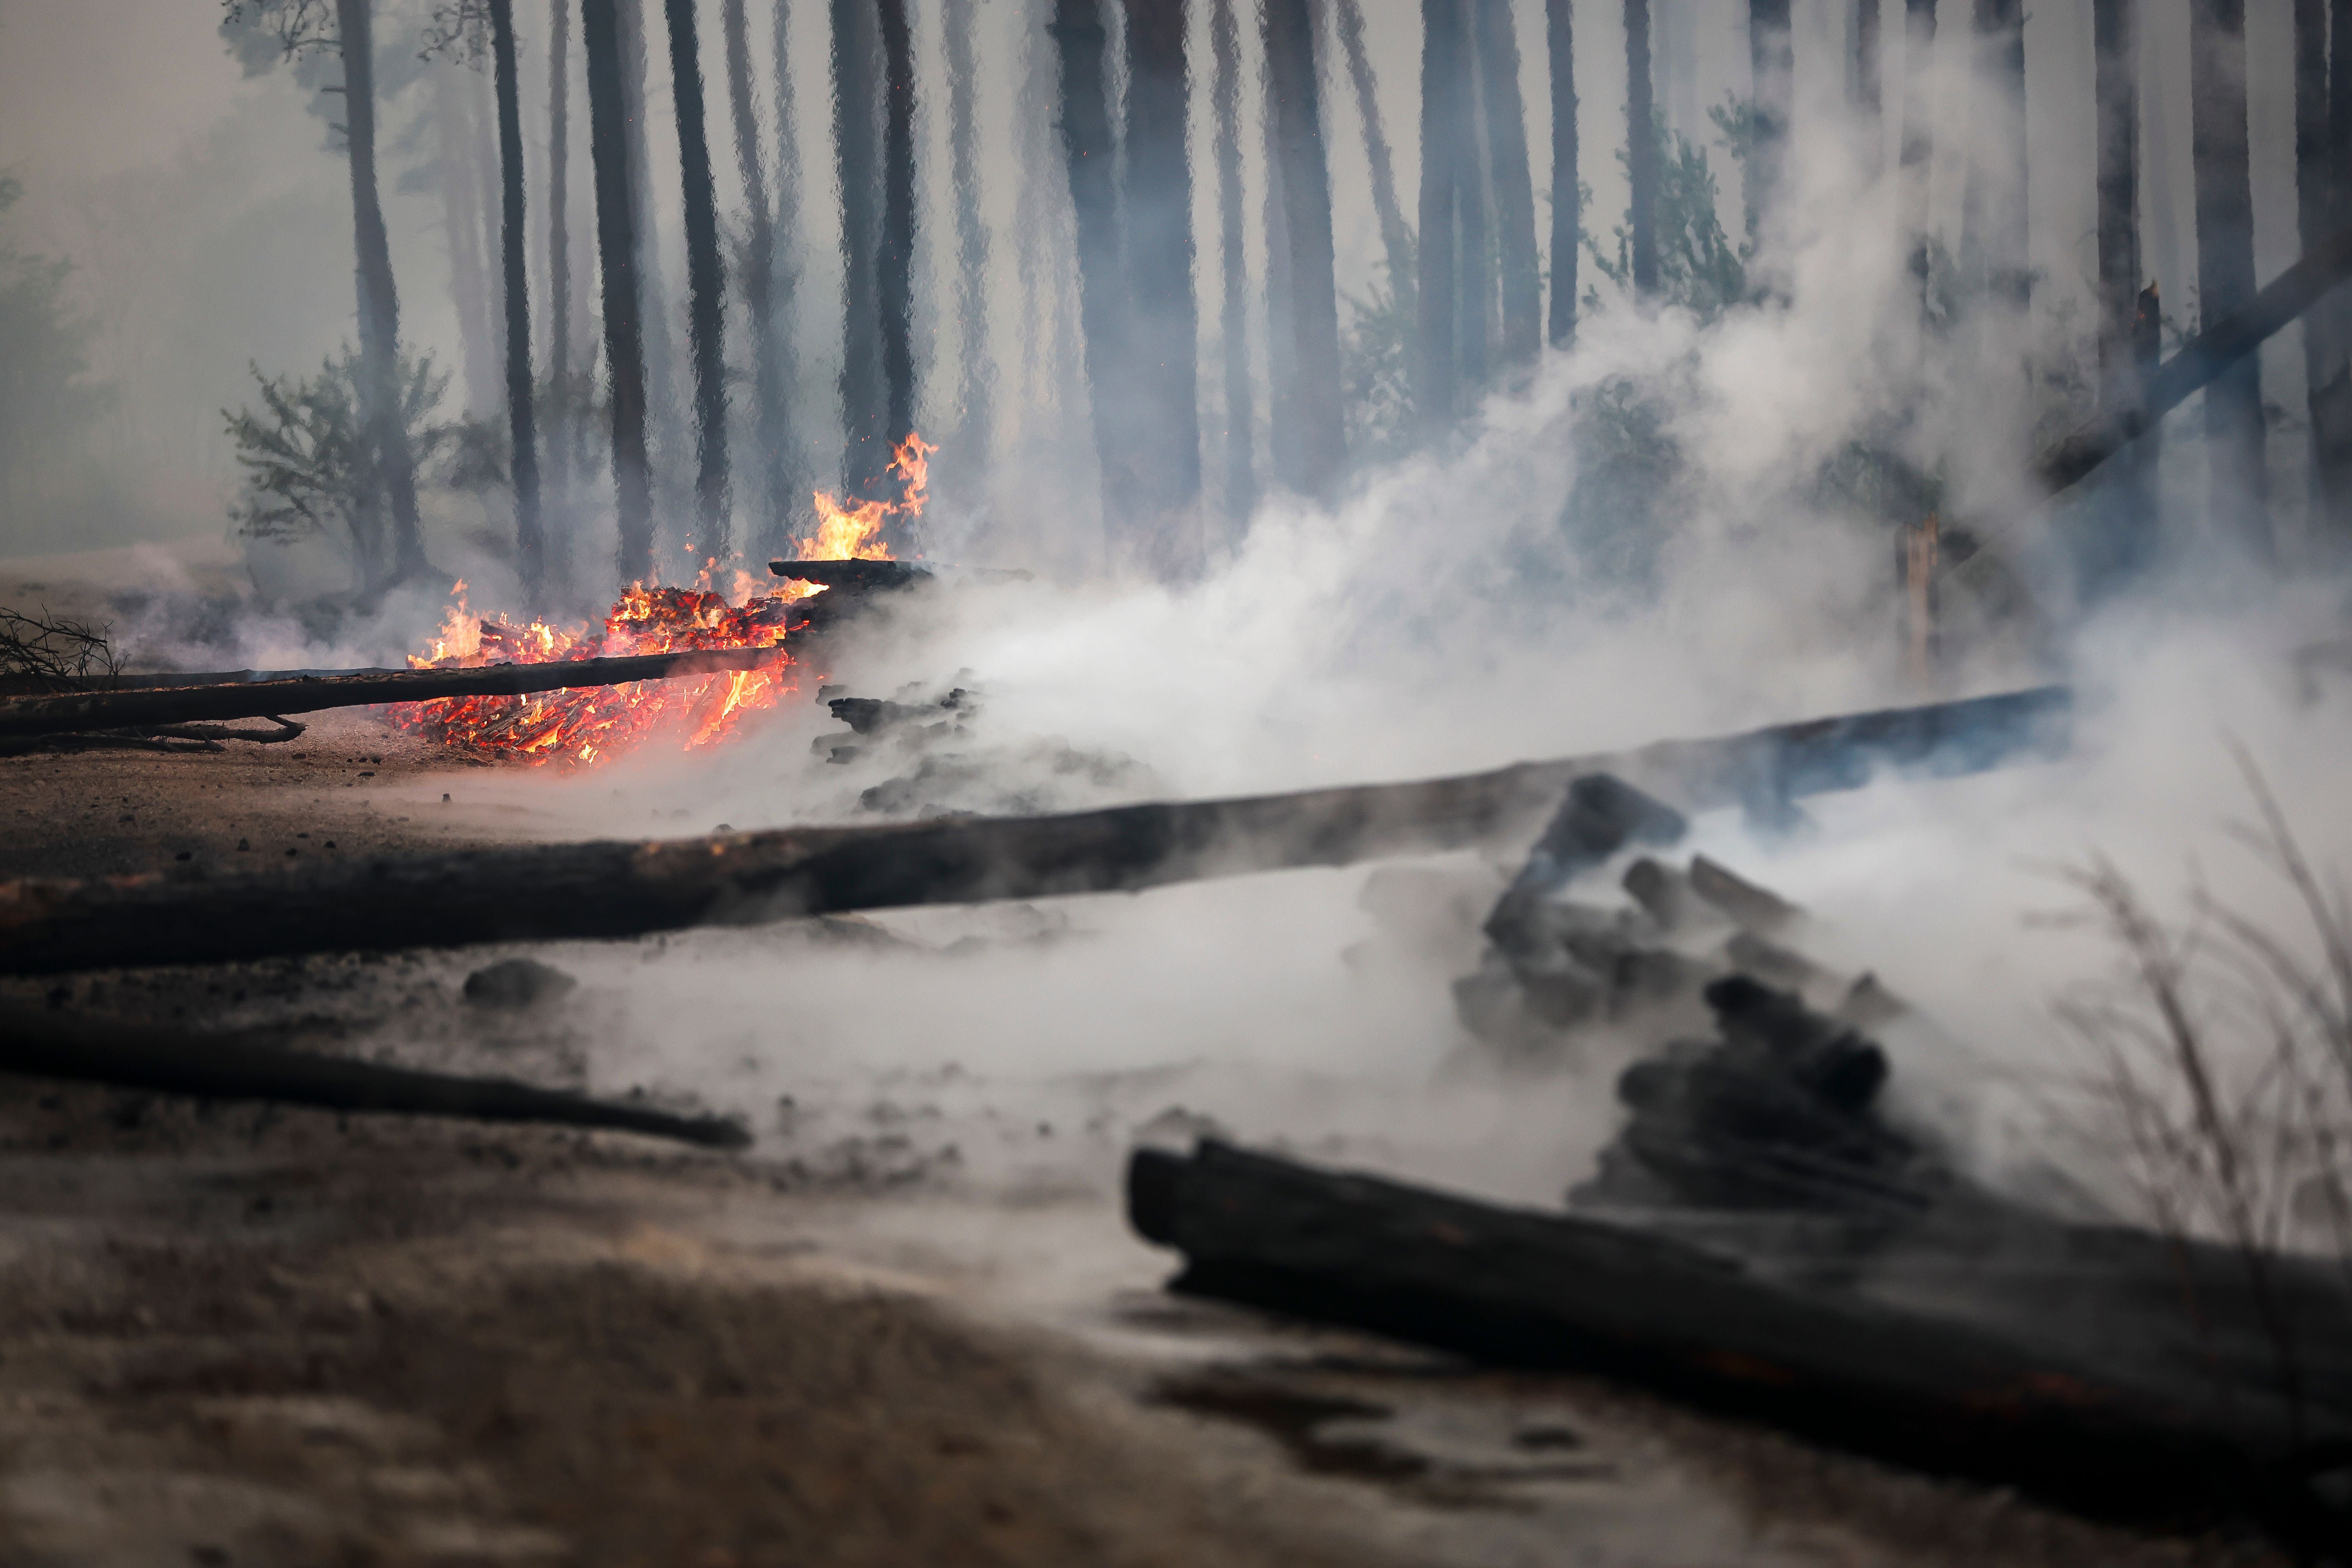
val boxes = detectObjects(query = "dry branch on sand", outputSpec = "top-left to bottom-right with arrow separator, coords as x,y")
0,686 -> 2069,976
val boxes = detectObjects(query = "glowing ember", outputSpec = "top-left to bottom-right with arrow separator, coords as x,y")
388,432 -> 934,766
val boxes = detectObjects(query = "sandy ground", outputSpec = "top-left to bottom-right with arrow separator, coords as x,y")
0,714 -> 2291,1567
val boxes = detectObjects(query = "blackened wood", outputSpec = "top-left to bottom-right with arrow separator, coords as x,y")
1544,0 -> 1578,348
583,0 -> 658,585
1262,0 -> 1347,493
2035,223 -> 2352,495
0,686 -> 2068,976
768,556 -> 932,590
0,1007 -> 748,1149
1126,1140 -> 2325,1529
2190,0 -> 2267,554
1623,0 -> 1656,298
0,647 -> 792,740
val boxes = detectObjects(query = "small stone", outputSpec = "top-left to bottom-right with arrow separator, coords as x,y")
174,851 -> 191,862
442,793 -> 452,803
463,957 -> 579,1011
236,838 -> 250,852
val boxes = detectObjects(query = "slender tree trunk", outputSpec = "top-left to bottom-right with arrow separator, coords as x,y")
2321,0 -> 2352,545
833,0 -> 887,494
489,0 -> 545,607
1852,0 -> 1881,184
1746,0 -> 1791,247
1545,0 -> 1577,349
877,0 -> 918,528
581,0 -> 656,583
1624,0 -> 1657,299
944,0 -> 994,471
1210,0 -> 1256,535
435,68 -> 501,417
1336,0 -> 1413,311
661,0 -> 730,558
546,0 -> 574,592
1897,0 -> 1935,298
2189,0 -> 2267,555
1970,0 -> 2029,315
1416,0 -> 1463,427
1474,0 -> 1537,375
1052,0 -> 1142,559
1262,0 -> 1345,494
1263,33 -> 1300,480
618,0 -> 683,506
1122,0 -> 1204,578
770,0 -> 808,555
338,0 -> 428,587
2091,0 -> 2149,595
1453,45 -> 1491,394
722,0 -> 786,549
2294,0 -> 2338,537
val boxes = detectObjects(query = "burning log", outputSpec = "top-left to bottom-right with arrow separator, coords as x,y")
770,557 -> 933,592
1125,1140 -> 2348,1538
0,1006 -> 749,1148
0,644 -> 793,742
0,685 -> 2068,976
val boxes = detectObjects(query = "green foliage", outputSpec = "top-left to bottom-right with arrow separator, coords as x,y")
224,347 -> 470,552
1586,110 -> 1750,325
1563,372 -> 1682,591
1340,256 -> 1417,461
0,174 -> 110,506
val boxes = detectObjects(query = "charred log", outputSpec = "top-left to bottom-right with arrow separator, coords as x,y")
0,685 -> 2068,976
0,646 -> 795,741
0,1006 -> 748,1148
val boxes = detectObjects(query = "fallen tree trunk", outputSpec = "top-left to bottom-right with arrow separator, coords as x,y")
1127,1140 -> 2342,1537
2035,220 -> 2352,496
0,1007 -> 749,1148
0,685 -> 2068,976
0,645 -> 792,740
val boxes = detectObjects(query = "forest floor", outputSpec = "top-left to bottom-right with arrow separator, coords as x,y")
0,711 -> 2288,1568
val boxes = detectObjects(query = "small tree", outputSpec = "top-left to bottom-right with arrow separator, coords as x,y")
1586,108 -> 1748,325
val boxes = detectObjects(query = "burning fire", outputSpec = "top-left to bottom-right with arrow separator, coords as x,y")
388,433 -> 934,766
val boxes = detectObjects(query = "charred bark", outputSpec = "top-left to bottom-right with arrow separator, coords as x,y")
1210,0 -> 1257,535
877,0 -> 918,522
338,0 -> 430,588
0,645 -> 795,741
582,0 -> 657,584
1262,0 -> 1346,494
1122,0 -> 1205,577
2190,0 -> 2267,555
1624,0 -> 1657,299
488,0 -> 546,610
1545,0 -> 1577,349
1746,0 -> 1792,247
833,0 -> 887,494
722,0 -> 788,548
1416,0 -> 1465,425
0,684 -> 2069,975
662,0 -> 731,558
1478,0 -> 1542,376
546,0 -> 576,590
0,1007 -> 748,1148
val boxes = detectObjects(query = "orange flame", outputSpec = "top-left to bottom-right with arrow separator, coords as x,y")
803,432 -> 935,562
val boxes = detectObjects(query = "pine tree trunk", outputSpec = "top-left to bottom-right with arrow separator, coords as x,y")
1746,0 -> 1792,247
1624,0 -> 1657,299
435,67 -> 501,418
877,0 -> 918,528
1210,0 -> 1257,535
338,0 -> 428,588
2189,0 -> 2268,555
2091,0 -> 2150,595
1474,0 -> 1538,375
546,0 -> 575,590
1263,55 -> 1300,483
833,0 -> 887,495
770,0 -> 809,555
1121,0 -> 1204,579
1971,0 -> 2029,315
659,0 -> 730,559
944,0 -> 994,472
722,0 -> 787,549
1052,0 -> 1142,557
1416,0 -> 1464,426
1545,0 -> 1577,349
1852,0 -> 1881,184
489,0 -> 545,608
618,0 -> 683,502
1897,0 -> 1935,295
581,0 -> 657,584
2322,0 -> 2352,545
1262,0 -> 1345,494
1452,23 -> 1491,394
1336,0 -> 1414,312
